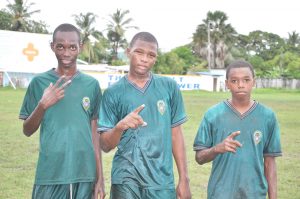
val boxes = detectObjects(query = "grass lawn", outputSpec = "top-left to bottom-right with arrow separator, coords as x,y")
0,87 -> 299,198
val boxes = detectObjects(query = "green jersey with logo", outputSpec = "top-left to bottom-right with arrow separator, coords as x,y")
98,74 -> 187,189
193,100 -> 282,199
19,69 -> 102,185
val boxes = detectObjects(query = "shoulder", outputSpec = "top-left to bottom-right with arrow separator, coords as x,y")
103,76 -> 126,95
256,102 -> 277,117
152,74 -> 178,90
204,102 -> 226,118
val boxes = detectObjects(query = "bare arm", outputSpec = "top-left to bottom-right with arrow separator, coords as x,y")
172,125 -> 191,199
264,156 -> 277,199
195,131 -> 242,165
92,119 -> 106,199
100,104 -> 146,152
23,77 -> 71,136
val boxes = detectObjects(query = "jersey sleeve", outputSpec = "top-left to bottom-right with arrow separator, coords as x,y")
170,80 -> 187,127
19,79 -> 40,120
263,111 -> 282,157
97,89 -> 119,133
193,115 -> 213,151
90,81 -> 102,119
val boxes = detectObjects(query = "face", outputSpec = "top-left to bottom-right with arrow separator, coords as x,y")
51,31 -> 81,69
127,39 -> 157,76
225,67 -> 255,100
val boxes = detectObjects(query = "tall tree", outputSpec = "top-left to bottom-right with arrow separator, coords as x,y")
193,11 -> 236,69
5,0 -> 40,31
286,31 -> 300,54
73,12 -> 104,63
106,9 -> 138,60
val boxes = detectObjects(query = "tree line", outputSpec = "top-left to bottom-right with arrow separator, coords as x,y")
1,0 -> 300,78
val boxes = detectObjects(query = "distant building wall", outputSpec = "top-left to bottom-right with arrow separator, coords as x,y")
256,78 -> 300,89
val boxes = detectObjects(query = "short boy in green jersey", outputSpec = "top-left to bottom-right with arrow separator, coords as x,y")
98,32 -> 191,199
19,23 -> 105,199
193,60 -> 282,199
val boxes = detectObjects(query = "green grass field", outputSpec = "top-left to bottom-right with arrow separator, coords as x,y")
0,87 -> 299,199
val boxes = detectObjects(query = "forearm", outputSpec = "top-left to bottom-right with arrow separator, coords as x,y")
195,145 -> 219,165
92,120 -> 104,181
23,102 -> 46,136
172,126 -> 189,181
264,156 -> 277,199
99,125 -> 124,152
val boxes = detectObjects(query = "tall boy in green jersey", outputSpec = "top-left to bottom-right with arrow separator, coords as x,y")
193,60 -> 282,199
19,24 -> 105,199
98,32 -> 191,199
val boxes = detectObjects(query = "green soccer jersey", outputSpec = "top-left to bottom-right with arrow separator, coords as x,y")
19,69 -> 102,185
193,100 -> 282,199
98,73 -> 187,189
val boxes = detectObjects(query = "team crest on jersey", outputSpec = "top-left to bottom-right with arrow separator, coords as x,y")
82,97 -> 90,111
253,130 -> 262,145
157,100 -> 166,115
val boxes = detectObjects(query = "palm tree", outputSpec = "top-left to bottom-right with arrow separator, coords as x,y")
5,0 -> 40,31
193,11 -> 236,69
73,12 -> 103,63
106,9 -> 138,60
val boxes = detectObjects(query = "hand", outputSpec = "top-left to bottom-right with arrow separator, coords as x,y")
116,104 -> 147,132
215,131 -> 242,154
176,178 -> 191,199
93,180 -> 106,199
39,76 -> 71,110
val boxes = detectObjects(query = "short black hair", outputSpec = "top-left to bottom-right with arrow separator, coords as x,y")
129,32 -> 158,48
226,60 -> 255,79
52,23 -> 81,43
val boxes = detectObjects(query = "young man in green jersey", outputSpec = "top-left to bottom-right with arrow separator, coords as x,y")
19,23 -> 105,199
194,60 -> 282,199
98,32 -> 191,199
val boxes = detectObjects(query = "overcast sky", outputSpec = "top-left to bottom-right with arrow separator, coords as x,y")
1,0 -> 299,51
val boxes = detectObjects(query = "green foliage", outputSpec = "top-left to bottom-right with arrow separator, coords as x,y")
111,59 -> 127,66
2,0 -> 48,33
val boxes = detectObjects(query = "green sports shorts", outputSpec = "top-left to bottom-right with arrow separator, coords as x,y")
32,182 -> 94,199
110,184 -> 176,199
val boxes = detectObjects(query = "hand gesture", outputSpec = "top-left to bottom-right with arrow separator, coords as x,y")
39,76 -> 71,110
116,104 -> 147,132
215,131 -> 242,154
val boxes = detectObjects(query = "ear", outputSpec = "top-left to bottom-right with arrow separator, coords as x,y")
79,42 -> 83,53
126,48 -> 131,58
50,42 -> 55,52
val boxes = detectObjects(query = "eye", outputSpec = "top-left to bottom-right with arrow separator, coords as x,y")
231,80 -> 237,84
55,44 -> 64,50
70,45 -> 77,51
148,53 -> 157,58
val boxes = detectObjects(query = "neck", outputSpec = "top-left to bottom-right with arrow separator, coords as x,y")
127,72 -> 151,88
229,98 -> 254,114
55,66 -> 77,77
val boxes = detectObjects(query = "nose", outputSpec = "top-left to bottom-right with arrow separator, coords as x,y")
62,48 -> 71,56
237,80 -> 245,88
140,54 -> 148,62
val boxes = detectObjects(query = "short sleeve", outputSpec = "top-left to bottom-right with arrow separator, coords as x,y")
90,81 -> 102,119
170,80 -> 187,127
97,89 -> 119,133
19,79 -> 40,120
263,112 -> 282,157
193,116 -> 213,151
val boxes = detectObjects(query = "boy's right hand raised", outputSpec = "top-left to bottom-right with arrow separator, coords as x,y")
39,76 -> 71,110
215,131 -> 242,154
116,104 -> 147,132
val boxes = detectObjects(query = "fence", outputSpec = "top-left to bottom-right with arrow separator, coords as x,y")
256,78 -> 300,89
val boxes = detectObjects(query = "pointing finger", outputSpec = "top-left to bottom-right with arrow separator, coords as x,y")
133,104 -> 145,114
228,131 -> 240,139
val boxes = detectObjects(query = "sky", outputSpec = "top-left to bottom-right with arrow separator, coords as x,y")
1,0 -> 299,52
